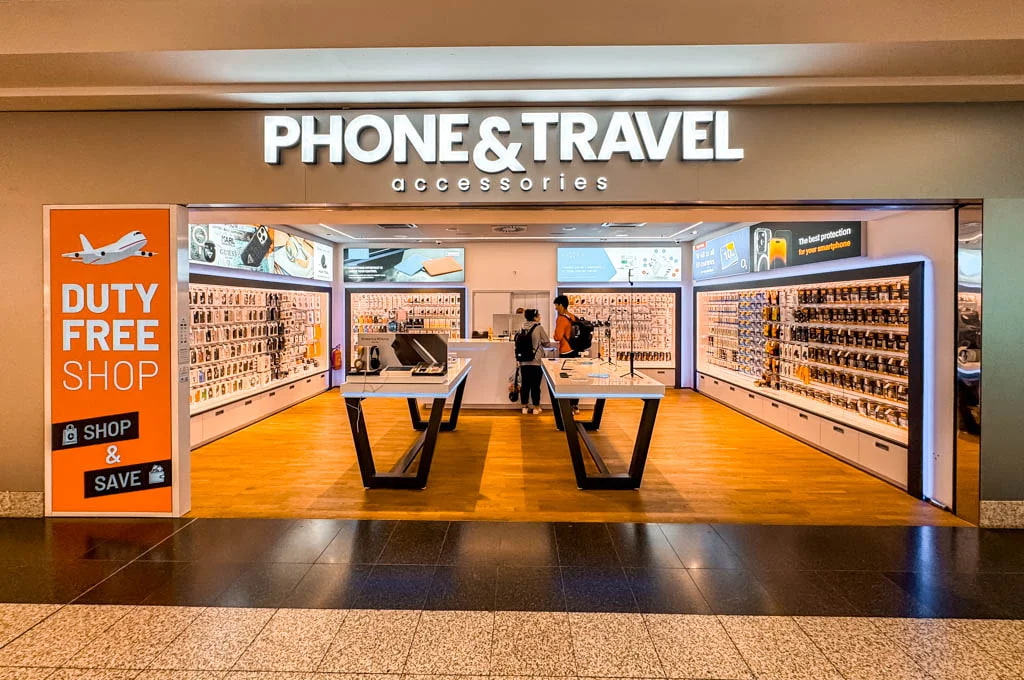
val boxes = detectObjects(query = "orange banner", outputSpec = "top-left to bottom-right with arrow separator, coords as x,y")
48,208 -> 174,514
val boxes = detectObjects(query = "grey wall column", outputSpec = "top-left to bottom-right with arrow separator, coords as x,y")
979,199 -> 1024,527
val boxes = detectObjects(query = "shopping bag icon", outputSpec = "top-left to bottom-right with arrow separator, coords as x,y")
148,465 -> 166,484
62,424 -> 78,446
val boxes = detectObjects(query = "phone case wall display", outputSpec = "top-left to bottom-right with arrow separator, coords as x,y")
561,290 -> 676,367
188,283 -> 328,412
697,275 -> 913,441
348,290 -> 463,361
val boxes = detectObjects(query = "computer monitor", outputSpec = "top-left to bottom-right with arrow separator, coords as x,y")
390,333 -> 448,367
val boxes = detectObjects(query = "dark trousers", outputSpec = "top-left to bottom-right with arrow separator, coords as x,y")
560,350 -> 580,407
519,365 -> 542,406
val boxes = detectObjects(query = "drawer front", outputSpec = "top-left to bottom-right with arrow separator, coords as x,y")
820,421 -> 860,463
738,390 -> 764,420
859,434 -> 908,487
647,369 -> 676,386
764,398 -> 793,423
721,382 -> 744,409
189,414 -> 205,448
786,408 -> 821,445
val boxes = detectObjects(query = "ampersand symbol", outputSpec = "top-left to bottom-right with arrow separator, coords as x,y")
473,116 -> 525,173
105,445 -> 121,465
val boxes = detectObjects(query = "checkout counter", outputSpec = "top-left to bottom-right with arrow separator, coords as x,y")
448,338 -> 556,408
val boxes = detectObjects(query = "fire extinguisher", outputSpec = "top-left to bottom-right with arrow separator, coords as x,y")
331,344 -> 343,371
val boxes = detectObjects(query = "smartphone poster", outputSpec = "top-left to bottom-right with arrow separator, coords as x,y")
343,248 -> 466,283
750,222 -> 863,272
46,207 -> 178,514
313,242 -> 334,281
692,226 -> 752,281
189,223 -> 274,273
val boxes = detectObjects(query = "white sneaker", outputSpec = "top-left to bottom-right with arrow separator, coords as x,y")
522,406 -> 529,414
531,407 -> 542,415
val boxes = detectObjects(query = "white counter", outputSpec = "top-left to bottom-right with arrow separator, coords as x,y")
448,339 -> 558,408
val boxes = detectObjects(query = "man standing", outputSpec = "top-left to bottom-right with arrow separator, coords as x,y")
552,295 -> 580,414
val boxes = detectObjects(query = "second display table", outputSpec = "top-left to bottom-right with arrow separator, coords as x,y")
542,358 -> 665,490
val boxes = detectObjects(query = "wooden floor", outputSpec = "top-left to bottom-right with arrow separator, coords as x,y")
189,388 -> 967,526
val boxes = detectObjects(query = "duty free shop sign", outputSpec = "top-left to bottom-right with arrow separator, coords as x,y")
264,109 -> 744,197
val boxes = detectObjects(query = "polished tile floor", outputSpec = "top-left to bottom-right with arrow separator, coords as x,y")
1,518 -> 1023,678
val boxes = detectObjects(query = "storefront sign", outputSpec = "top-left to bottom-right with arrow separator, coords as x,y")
46,207 -> 187,515
694,222 -> 864,281
557,247 -> 682,283
190,223 -> 334,281
264,110 -> 743,197
343,247 -> 465,283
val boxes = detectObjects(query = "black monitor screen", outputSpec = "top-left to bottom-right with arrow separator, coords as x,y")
390,333 -> 448,366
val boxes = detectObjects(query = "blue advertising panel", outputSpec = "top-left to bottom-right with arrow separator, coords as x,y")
343,247 -> 465,283
557,247 -> 682,282
692,226 -> 752,281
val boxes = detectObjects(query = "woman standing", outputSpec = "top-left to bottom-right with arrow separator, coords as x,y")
517,308 -> 550,414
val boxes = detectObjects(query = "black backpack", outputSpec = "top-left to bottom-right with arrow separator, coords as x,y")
567,314 -> 594,352
514,324 -> 540,362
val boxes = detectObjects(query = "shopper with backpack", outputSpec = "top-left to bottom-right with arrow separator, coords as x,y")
553,294 -> 589,414
515,308 -> 549,414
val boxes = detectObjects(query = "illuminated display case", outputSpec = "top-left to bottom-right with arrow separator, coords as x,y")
188,280 -> 329,415
346,288 -> 466,366
557,287 -> 680,386
695,263 -> 924,492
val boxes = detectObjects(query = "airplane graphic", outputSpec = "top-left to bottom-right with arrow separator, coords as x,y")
61,231 -> 156,265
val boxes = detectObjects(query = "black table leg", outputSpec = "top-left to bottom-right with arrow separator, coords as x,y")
547,376 -> 565,431
555,396 -> 661,490
408,378 -> 467,432
347,389 -> 459,490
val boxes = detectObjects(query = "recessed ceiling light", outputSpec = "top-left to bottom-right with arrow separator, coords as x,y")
445,227 -> 459,232
561,226 -> 577,232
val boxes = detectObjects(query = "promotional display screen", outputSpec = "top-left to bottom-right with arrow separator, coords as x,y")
692,227 -> 751,281
749,221 -> 863,273
343,248 -> 466,283
556,247 -> 682,282
48,208 -> 175,514
694,222 -> 864,281
189,224 -> 334,281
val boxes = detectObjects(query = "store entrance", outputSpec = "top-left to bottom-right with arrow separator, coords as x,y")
182,205 -> 969,526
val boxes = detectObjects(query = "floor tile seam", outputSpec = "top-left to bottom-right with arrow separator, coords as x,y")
4,603 -> 137,669
222,606 -> 300,674
637,611 -> 677,680
312,607 -> 355,674
128,605 -> 211,673
397,608 -> 426,676
714,613 -> 799,680
747,567 -> 859,617
67,517 -> 200,605
790,614 -> 924,680
875,571 -> 944,619
0,603 -> 69,655
295,522 -> 349,566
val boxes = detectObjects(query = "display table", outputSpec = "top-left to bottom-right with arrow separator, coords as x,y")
339,359 -> 471,489
542,358 -> 665,490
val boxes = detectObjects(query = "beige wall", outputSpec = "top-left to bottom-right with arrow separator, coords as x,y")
1,104 -> 1023,498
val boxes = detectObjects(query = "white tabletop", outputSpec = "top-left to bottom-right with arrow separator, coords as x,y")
340,358 -> 472,399
542,358 -> 666,399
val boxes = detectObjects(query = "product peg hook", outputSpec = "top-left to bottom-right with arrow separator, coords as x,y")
105,445 -> 121,465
